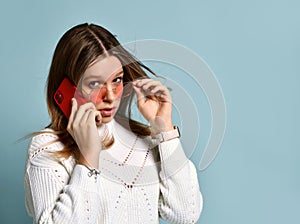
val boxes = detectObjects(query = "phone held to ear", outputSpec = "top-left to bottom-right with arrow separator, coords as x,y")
54,77 -> 87,119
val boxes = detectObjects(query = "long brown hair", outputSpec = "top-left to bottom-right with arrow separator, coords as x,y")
44,23 -> 154,160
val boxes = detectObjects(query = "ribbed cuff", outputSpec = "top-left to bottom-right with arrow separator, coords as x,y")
158,138 -> 188,178
69,165 -> 99,193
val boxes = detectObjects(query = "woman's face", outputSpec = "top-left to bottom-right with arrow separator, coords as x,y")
80,56 -> 124,124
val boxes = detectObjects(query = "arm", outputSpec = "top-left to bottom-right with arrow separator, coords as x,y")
24,134 -> 101,223
132,78 -> 203,222
158,138 -> 203,224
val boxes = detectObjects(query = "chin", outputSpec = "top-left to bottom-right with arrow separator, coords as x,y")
99,116 -> 114,125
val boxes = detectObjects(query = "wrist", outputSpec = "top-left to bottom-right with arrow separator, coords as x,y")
77,154 -> 99,169
152,126 -> 181,143
150,119 -> 173,136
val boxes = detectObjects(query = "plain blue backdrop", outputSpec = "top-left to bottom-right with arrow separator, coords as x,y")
0,0 -> 299,223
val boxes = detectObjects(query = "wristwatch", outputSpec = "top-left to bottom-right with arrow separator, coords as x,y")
154,126 -> 181,143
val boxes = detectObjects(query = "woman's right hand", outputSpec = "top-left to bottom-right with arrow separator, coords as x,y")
67,98 -> 102,169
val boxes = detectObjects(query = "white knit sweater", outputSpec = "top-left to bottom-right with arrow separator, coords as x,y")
24,119 -> 203,223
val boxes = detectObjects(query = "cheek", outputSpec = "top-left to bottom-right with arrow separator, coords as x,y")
89,89 -> 106,104
115,85 -> 123,98
90,85 -> 124,104
74,89 -> 88,107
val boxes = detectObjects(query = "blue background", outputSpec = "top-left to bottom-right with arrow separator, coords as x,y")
0,0 -> 299,223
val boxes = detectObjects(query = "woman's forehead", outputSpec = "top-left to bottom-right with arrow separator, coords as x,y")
83,56 -> 123,82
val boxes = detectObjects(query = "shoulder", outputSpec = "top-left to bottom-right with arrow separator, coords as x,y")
27,128 -> 65,166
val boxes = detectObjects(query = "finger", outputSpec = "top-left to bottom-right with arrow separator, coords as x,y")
73,102 -> 95,124
86,108 -> 98,126
94,110 -> 102,126
140,81 -> 167,100
140,80 -> 171,101
150,85 -> 171,100
77,101 -> 96,110
134,79 -> 157,90
150,85 -> 165,94
133,85 -> 146,104
81,108 -> 94,124
140,80 -> 161,92
132,78 -> 151,87
67,98 -> 78,135
69,98 -> 78,121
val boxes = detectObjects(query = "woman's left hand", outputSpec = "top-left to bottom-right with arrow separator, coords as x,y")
132,78 -> 174,135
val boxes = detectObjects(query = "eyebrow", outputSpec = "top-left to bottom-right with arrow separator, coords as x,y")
83,70 -> 124,82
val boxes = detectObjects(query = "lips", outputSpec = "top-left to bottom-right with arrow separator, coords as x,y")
99,107 -> 116,117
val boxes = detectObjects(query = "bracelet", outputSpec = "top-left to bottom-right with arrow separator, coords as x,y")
152,126 -> 181,143
81,164 -> 101,182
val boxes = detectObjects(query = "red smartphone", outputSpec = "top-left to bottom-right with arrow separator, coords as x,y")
54,77 -> 87,119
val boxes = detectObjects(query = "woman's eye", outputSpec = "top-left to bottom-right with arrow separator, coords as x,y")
113,76 -> 123,84
88,81 -> 100,88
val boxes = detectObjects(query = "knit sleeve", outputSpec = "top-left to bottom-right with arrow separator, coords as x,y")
157,138 -> 203,224
24,133 -> 101,224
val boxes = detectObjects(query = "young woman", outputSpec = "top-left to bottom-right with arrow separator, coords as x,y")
24,23 -> 203,224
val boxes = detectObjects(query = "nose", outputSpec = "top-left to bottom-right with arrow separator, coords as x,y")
101,85 -> 115,103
